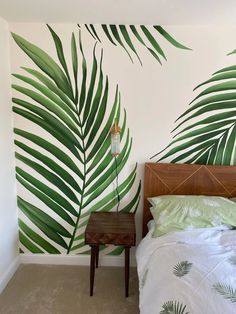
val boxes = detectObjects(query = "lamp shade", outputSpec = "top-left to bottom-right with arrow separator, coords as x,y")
111,120 -> 121,156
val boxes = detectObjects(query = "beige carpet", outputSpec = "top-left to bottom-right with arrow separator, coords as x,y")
0,264 -> 139,314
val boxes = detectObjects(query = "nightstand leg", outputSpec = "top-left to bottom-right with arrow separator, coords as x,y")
95,245 -> 99,268
125,246 -> 130,297
90,245 -> 96,296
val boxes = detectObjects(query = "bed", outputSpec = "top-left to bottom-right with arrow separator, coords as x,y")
136,163 -> 236,314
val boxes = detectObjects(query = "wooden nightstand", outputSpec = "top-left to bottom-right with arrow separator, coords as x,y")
85,212 -> 136,297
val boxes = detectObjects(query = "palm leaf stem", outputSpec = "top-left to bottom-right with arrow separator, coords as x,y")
67,114 -> 86,254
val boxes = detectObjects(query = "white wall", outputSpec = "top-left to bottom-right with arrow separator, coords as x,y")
0,17 -> 19,293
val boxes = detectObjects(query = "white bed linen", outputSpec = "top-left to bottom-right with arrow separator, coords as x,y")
136,223 -> 236,314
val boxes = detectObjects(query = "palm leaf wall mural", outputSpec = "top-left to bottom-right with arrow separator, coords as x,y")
152,59 -> 236,164
78,24 -> 191,65
12,25 -> 141,255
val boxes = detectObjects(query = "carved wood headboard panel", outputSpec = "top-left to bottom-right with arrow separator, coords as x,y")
143,163 -> 236,237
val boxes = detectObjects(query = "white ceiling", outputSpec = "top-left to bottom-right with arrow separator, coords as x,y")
0,0 -> 236,25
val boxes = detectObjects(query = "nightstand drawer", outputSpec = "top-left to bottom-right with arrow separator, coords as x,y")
85,212 -> 136,247
85,232 -> 135,246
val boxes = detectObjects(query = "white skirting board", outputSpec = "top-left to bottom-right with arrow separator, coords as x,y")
20,253 -> 137,267
0,256 -> 20,294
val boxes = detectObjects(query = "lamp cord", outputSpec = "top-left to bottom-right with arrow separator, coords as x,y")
114,156 -> 120,213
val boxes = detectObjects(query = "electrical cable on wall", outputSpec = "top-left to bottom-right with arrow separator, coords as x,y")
114,156 -> 120,212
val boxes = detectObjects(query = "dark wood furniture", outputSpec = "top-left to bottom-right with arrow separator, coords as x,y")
85,212 -> 136,297
143,163 -> 236,236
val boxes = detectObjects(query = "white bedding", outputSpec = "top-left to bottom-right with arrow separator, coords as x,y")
136,223 -> 236,314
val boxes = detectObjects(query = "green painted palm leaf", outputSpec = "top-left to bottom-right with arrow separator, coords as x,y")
160,301 -> 189,314
213,282 -> 236,303
12,26 -> 140,255
173,261 -> 192,277
153,63 -> 236,164
78,24 -> 191,65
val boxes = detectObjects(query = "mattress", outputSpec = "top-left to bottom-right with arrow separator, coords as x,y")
136,222 -> 236,314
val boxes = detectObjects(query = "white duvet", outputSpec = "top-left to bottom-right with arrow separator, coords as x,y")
136,223 -> 236,314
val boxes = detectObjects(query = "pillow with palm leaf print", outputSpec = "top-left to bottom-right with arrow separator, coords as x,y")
150,195 -> 236,237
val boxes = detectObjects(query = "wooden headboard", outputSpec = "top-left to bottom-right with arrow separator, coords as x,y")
143,163 -> 236,236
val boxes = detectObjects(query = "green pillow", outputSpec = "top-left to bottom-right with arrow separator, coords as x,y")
150,195 -> 236,237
